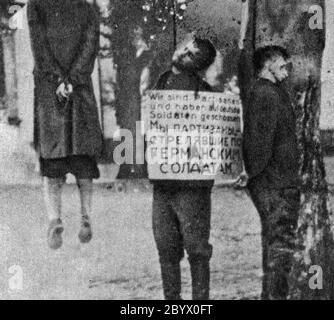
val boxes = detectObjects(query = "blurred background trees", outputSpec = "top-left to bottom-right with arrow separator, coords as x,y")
0,0 -> 11,101
101,0 -> 192,178
0,0 -> 24,118
100,0 -> 242,178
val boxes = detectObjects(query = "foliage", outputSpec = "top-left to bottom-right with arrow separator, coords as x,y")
102,0 -> 193,59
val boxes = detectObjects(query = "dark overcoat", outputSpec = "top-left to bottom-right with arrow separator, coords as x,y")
27,0 -> 102,159
243,78 -> 300,189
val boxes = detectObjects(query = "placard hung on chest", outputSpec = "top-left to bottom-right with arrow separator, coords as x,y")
141,90 -> 243,181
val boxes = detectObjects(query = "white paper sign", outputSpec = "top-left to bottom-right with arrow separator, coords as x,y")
141,90 -> 243,181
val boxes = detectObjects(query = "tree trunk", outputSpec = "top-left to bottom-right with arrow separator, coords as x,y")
0,32 -> 5,100
239,0 -> 334,299
2,31 -> 18,120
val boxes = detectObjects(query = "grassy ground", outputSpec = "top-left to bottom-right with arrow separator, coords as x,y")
0,181 -> 262,300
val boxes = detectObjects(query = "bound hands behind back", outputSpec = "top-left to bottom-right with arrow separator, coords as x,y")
56,82 -> 73,102
233,171 -> 249,190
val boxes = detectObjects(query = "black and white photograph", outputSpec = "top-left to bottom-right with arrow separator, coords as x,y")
0,0 -> 333,305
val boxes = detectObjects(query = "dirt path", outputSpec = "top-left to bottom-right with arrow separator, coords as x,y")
0,183 -> 262,300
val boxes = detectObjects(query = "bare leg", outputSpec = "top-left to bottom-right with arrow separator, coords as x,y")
76,178 -> 93,243
43,177 -> 65,221
43,177 -> 65,249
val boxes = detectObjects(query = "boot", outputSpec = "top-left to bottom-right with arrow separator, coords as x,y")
160,263 -> 182,300
190,258 -> 210,300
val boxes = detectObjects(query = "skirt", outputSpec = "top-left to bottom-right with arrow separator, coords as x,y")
40,155 -> 100,179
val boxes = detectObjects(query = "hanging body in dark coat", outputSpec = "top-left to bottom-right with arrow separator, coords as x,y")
27,0 -> 102,160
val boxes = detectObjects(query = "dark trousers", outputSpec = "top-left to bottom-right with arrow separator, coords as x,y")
152,185 -> 213,300
248,183 -> 300,300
